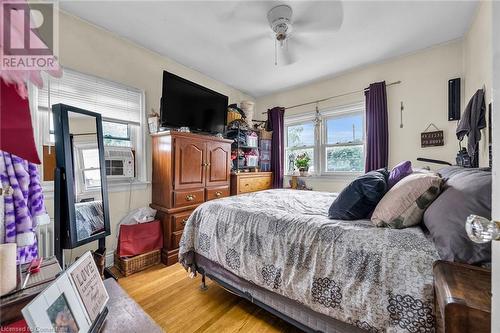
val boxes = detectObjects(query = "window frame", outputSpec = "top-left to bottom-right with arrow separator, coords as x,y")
321,103 -> 366,175
284,114 -> 317,176
284,102 -> 366,178
74,143 -> 102,194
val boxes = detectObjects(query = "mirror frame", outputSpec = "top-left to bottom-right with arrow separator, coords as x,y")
53,103 -> 111,249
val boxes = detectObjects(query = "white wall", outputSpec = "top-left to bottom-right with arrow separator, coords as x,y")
43,11 -> 254,264
491,2 -> 499,331
463,1 -> 493,168
257,41 -> 464,192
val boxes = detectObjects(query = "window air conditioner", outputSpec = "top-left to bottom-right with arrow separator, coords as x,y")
104,147 -> 135,179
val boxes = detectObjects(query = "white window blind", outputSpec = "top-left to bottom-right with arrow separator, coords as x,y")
37,69 -> 143,125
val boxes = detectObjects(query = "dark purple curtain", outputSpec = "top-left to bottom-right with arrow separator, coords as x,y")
365,81 -> 388,172
267,107 -> 285,188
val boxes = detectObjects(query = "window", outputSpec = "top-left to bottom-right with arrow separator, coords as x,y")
285,121 -> 315,174
32,68 -> 146,187
324,113 -> 364,173
80,147 -> 101,189
284,102 -> 365,176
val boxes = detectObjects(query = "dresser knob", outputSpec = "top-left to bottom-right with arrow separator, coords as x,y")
215,191 -> 222,197
181,218 -> 188,226
185,194 -> 196,201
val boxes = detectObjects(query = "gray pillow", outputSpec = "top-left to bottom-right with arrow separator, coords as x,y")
423,166 -> 491,265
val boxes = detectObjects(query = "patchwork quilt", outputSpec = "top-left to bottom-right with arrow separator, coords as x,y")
179,189 -> 439,333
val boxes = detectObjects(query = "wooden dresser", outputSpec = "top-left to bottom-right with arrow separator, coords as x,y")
230,172 -> 273,195
433,260 -> 491,333
151,131 -> 232,266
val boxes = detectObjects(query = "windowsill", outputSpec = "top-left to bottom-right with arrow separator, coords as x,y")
284,172 -> 361,180
42,180 -> 150,199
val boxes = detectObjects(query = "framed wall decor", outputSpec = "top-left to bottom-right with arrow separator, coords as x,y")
421,123 -> 444,147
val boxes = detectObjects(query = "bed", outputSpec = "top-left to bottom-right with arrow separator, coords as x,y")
179,189 -> 439,333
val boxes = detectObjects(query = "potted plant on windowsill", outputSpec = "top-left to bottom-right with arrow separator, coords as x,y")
295,153 -> 311,177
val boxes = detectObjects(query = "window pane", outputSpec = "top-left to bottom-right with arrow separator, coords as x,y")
81,148 -> 100,169
49,114 -> 55,143
103,138 -> 131,147
287,123 -> 314,147
326,145 -> 364,172
103,121 -> 129,139
326,114 -> 363,144
285,148 -> 314,175
83,169 -> 101,188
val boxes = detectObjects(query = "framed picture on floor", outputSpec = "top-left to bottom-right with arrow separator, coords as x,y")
22,251 -> 109,333
22,273 -> 91,333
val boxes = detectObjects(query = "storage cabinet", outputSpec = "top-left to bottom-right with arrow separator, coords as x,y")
230,172 -> 273,195
151,131 -> 232,266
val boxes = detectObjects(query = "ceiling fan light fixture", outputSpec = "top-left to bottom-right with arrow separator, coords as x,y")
268,5 -> 293,34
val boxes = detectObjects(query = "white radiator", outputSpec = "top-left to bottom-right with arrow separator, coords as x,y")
36,220 -> 54,258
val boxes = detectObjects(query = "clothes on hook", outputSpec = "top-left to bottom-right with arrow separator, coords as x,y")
0,151 -> 50,264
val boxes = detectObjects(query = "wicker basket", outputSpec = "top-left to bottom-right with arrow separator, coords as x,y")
227,109 -> 242,124
260,130 -> 273,140
114,249 -> 161,277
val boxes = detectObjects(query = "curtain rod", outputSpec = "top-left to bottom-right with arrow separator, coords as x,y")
262,80 -> 402,114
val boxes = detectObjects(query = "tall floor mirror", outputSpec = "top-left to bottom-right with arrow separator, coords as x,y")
53,104 -> 111,272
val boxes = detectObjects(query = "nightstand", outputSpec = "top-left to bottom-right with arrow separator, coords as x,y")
433,260 -> 491,333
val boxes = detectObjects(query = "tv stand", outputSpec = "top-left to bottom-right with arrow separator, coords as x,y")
158,127 -> 222,137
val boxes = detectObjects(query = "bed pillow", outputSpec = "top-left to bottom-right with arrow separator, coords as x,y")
328,168 -> 389,220
371,173 -> 442,228
388,160 -> 412,188
424,167 -> 491,265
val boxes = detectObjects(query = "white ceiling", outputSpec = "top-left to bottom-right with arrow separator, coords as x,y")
60,1 -> 478,97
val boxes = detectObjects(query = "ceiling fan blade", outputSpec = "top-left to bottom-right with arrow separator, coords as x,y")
277,40 -> 298,66
293,1 -> 344,33
229,34 -> 274,64
291,33 -> 317,50
216,1 -> 273,31
229,33 -> 271,51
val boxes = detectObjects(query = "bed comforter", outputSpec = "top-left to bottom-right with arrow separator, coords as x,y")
179,189 -> 439,333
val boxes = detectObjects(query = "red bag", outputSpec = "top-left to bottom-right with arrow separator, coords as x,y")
117,220 -> 163,257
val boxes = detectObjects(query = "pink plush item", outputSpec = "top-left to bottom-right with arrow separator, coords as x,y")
388,160 -> 412,188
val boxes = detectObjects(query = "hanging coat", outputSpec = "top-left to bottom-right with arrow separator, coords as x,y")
456,89 -> 486,168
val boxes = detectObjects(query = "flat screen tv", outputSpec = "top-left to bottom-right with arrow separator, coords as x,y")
160,71 -> 228,133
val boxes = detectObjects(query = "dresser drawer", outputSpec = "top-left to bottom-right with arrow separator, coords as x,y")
173,189 -> 205,207
171,230 -> 183,249
239,176 -> 272,193
172,210 -> 193,232
206,186 -> 230,201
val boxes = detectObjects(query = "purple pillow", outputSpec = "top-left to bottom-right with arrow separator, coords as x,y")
388,160 -> 412,188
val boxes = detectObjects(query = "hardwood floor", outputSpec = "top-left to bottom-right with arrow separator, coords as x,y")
118,263 -> 303,333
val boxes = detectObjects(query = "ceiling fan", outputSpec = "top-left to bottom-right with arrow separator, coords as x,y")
228,1 -> 343,66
